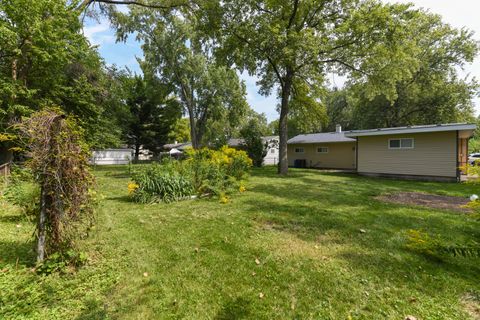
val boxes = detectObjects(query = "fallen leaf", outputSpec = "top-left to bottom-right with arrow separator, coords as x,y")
194,247 -> 199,253
405,316 -> 417,320
143,272 -> 149,277
252,271 -> 256,276
259,292 -> 264,299
255,258 -> 260,265
359,229 -> 366,233
1,268 -> 8,273
16,224 -> 21,228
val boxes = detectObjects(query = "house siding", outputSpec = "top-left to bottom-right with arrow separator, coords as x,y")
357,131 -> 457,178
288,142 -> 356,169
91,150 -> 133,165
263,147 -> 279,165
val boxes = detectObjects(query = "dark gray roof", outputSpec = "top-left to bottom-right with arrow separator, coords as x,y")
228,138 -> 244,147
228,136 -> 279,147
163,142 -> 191,150
287,132 -> 355,144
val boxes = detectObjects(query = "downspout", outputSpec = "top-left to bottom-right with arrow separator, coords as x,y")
355,137 -> 359,172
456,130 -> 460,182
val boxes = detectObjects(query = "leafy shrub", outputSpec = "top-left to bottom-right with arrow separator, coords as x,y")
2,166 -> 39,217
406,229 -> 480,258
460,161 -> 480,183
128,147 -> 252,203
36,250 -> 88,275
184,146 -> 252,196
130,163 -> 194,203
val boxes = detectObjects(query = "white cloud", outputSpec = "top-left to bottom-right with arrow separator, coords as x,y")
82,20 -> 115,46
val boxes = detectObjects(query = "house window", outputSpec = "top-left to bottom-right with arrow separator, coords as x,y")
317,147 -> 329,153
389,138 -> 414,149
295,147 -> 304,153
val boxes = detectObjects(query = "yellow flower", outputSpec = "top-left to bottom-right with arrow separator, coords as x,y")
219,195 -> 229,204
128,182 -> 139,195
239,185 -> 246,193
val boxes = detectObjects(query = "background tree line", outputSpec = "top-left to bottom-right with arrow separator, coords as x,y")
1,0 -> 479,171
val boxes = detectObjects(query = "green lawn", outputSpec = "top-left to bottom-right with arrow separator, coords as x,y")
1,166 -> 479,319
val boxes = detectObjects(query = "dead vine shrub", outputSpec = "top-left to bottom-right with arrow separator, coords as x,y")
19,109 -> 95,262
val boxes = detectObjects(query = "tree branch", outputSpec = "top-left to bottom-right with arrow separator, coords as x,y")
232,31 -> 285,88
254,3 -> 274,15
321,59 -> 368,76
287,0 -> 299,29
77,0 -> 188,12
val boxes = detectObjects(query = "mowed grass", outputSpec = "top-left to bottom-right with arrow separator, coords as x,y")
1,166 -> 480,319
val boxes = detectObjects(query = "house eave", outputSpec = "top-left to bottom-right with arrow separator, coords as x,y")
344,123 -> 477,137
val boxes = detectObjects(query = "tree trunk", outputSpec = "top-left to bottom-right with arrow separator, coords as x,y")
278,72 -> 293,175
12,58 -> 17,82
134,143 -> 140,162
187,108 -> 198,149
37,186 -> 47,263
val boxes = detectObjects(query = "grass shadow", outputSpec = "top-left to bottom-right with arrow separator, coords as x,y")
0,239 -> 35,267
75,299 -> 109,320
214,297 -> 253,320
0,214 -> 27,223
105,195 -> 132,203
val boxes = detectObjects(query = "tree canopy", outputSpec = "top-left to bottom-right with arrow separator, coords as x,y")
0,0 -> 131,149
110,10 -> 250,148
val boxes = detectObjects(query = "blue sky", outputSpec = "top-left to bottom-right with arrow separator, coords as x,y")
83,0 -> 480,122
82,18 -> 280,121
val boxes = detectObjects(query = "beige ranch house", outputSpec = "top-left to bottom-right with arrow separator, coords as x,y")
287,123 -> 476,182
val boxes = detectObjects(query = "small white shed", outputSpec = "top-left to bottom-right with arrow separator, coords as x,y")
91,149 -> 133,165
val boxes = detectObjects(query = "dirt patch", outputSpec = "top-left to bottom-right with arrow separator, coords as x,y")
376,192 -> 472,213
462,292 -> 480,320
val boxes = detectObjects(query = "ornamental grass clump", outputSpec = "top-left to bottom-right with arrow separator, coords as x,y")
130,164 -> 194,203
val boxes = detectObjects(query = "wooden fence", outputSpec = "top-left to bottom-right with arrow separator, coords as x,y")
0,162 -> 11,177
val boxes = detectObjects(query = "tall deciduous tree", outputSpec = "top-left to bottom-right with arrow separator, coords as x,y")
168,118 -> 191,143
213,0 -> 427,174
324,11 -> 478,130
111,12 -> 249,148
348,12 -> 478,129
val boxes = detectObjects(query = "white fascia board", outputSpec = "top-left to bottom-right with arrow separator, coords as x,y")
344,124 -> 477,137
